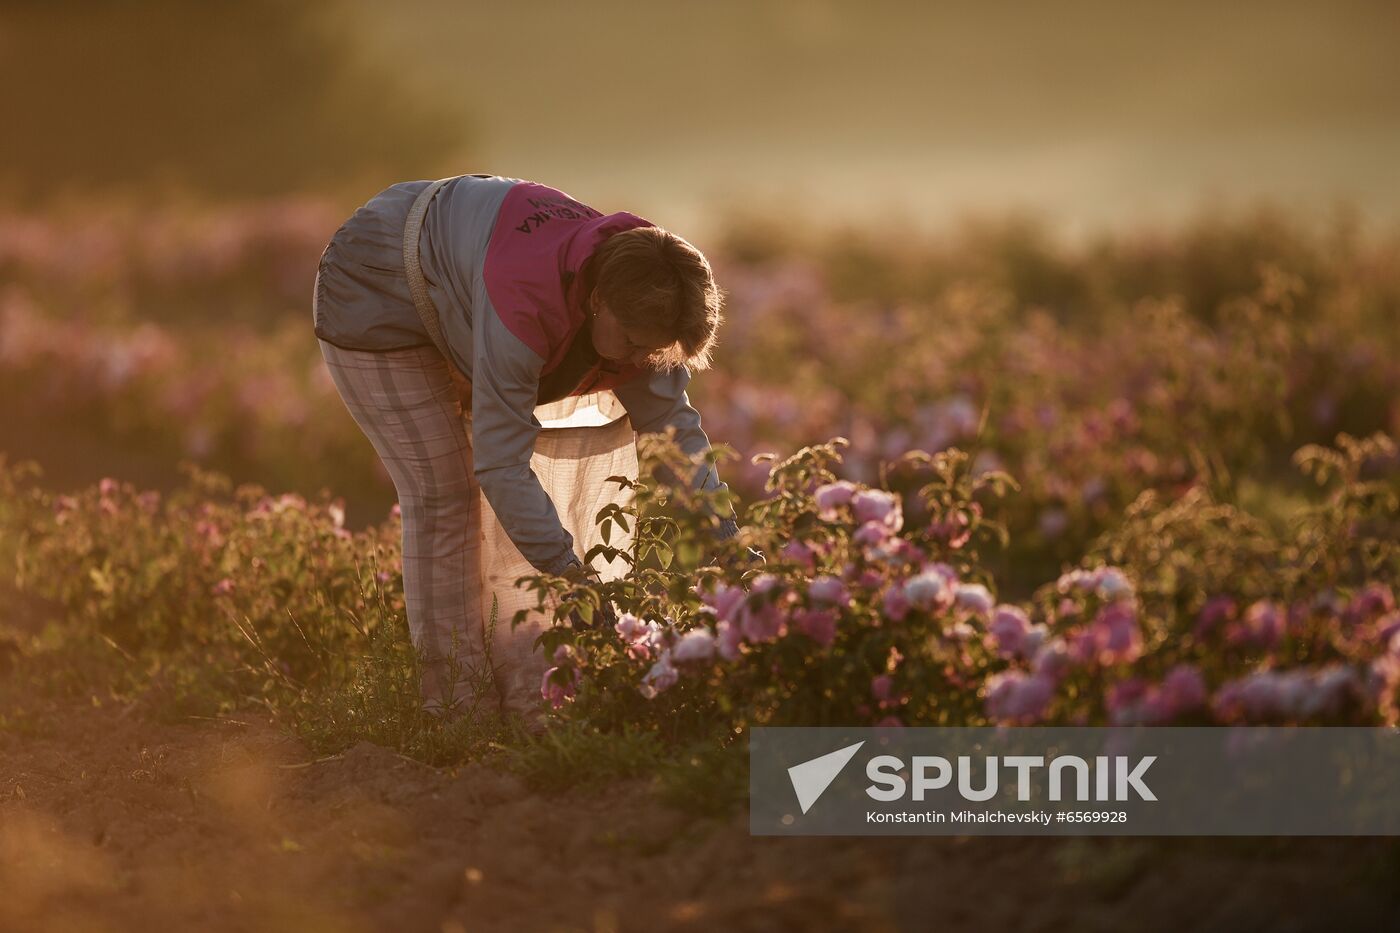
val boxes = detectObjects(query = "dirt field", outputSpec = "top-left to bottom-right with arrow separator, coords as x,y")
2,693 -> 1397,933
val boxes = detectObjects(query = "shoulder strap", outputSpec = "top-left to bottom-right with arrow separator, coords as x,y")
402,176 -> 460,370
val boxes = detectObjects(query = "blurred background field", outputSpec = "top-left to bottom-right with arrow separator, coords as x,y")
2,0 -> 1396,542
2,2 -> 1399,929
3,198 -> 1398,599
4,0 -> 1399,238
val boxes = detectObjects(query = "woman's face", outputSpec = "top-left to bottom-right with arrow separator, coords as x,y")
589,292 -> 669,368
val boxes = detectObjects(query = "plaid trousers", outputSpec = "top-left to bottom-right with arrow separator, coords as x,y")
317,338 -> 641,721
318,339 -> 494,714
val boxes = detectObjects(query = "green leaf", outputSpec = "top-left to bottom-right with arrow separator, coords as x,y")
677,539 -> 702,568
601,518 -> 612,545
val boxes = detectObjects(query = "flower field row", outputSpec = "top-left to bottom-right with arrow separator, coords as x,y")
6,426 -> 1394,746
521,430 -> 1398,736
3,206 -> 1397,592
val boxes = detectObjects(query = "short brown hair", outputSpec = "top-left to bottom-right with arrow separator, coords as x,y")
583,226 -> 725,372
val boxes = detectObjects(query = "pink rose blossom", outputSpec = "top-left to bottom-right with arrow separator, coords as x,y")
1031,638 -> 1072,680
903,571 -> 952,612
1347,584 -> 1395,624
1072,601 -> 1143,666
1377,611 -> 1400,646
852,489 -> 903,531
869,537 -> 920,567
780,539 -> 816,570
638,652 -> 680,699
739,600 -> 786,643
813,481 -> 857,518
1094,568 -> 1134,602
750,574 -> 781,596
1228,600 -> 1283,650
615,613 -> 662,662
1195,595 -> 1238,638
985,671 -> 1054,724
1161,664 -> 1207,715
988,605 -> 1032,659
1106,670 -> 1202,726
541,666 -> 581,709
672,628 -> 717,664
928,512 -> 971,548
794,608 -> 838,647
882,585 -> 911,622
852,521 -> 892,548
1211,665 -> 1361,723
808,575 -> 849,606
715,620 -> 743,661
1306,666 -> 1361,719
1056,569 -> 1098,595
1105,678 -> 1150,725
953,583 -> 995,617
855,569 -> 884,590
614,612 -> 647,642
699,583 -> 746,624
921,562 -> 959,585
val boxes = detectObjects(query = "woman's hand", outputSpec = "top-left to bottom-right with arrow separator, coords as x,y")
559,559 -> 616,631
559,560 -> 601,586
569,600 -> 619,632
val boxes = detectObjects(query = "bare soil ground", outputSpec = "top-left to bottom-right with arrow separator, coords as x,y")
2,691 -> 1398,933
1,578 -> 1394,932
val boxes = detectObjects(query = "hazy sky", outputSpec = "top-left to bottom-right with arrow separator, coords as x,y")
347,0 -> 1399,241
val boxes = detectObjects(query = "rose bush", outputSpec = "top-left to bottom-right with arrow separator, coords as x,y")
2,429 -> 1397,769
507,431 -> 1399,740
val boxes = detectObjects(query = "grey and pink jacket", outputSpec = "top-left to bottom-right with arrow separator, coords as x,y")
313,174 -> 737,575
